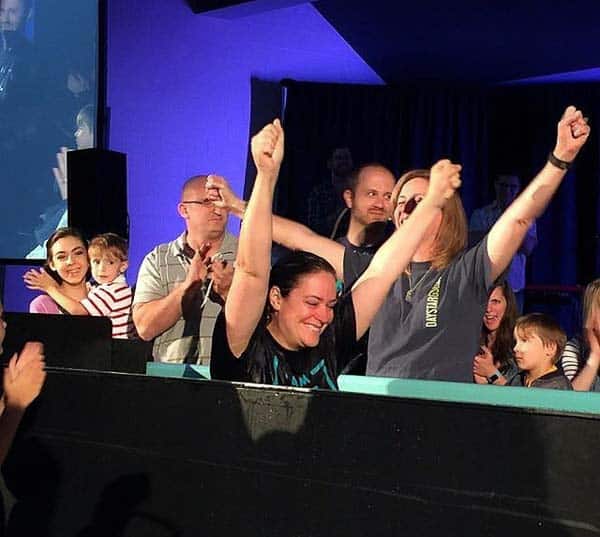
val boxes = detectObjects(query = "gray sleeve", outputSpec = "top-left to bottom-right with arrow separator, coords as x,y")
132,250 -> 167,306
454,235 -> 494,300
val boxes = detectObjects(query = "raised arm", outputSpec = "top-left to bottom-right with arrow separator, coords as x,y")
23,268 -> 88,315
223,120 -> 284,357
487,106 -> 590,282
207,177 -> 345,279
351,159 -> 462,339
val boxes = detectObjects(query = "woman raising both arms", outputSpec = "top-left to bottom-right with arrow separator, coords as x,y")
211,106 -> 590,382
209,119 -> 462,388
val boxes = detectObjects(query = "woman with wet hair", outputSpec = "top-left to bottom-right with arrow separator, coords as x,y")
209,120 -> 461,388
213,107 -> 590,383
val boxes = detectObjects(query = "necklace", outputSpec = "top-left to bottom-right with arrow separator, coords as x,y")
405,264 -> 432,303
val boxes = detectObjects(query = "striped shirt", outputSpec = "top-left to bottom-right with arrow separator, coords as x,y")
81,275 -> 135,339
560,336 -> 583,381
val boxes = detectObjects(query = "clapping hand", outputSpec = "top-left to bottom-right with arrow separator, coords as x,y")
4,342 -> 46,411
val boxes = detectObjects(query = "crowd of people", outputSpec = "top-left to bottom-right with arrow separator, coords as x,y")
9,104 -> 600,396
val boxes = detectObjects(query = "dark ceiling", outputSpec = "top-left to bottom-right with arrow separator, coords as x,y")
313,0 -> 600,84
195,0 -> 600,85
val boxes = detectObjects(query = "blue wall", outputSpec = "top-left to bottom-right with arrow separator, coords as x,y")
106,0 -> 382,281
3,1 -> 382,312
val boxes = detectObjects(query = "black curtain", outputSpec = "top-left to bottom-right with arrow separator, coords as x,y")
277,81 -> 489,222
261,80 -> 599,285
489,83 -> 600,285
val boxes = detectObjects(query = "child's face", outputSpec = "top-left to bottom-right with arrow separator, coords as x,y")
513,328 -> 555,373
90,252 -> 127,285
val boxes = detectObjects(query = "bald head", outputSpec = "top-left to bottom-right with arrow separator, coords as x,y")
178,174 -> 228,242
343,164 -> 395,229
181,175 -> 208,202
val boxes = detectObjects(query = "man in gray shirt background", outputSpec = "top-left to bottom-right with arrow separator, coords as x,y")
133,174 -> 238,365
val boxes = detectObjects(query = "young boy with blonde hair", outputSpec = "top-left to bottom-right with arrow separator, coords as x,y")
508,313 -> 570,390
81,233 -> 135,339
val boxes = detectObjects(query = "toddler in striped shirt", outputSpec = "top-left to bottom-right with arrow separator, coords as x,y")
81,233 -> 136,339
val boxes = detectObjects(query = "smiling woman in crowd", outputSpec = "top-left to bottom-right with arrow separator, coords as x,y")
209,119 -> 461,388
23,227 -> 90,314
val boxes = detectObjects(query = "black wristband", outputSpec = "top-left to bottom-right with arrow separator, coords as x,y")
548,151 -> 572,170
487,369 -> 501,384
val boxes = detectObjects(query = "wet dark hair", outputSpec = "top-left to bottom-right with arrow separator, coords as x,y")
45,227 -> 88,284
265,250 -> 337,322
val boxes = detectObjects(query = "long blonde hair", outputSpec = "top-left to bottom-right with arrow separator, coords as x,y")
582,279 -> 600,327
392,169 -> 468,270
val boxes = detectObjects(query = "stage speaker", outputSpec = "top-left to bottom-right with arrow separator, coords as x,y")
67,148 -> 128,240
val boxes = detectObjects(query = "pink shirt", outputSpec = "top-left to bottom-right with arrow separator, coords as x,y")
29,294 -> 62,314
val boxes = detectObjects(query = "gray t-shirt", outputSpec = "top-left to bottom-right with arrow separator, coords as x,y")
344,238 -> 493,382
133,231 -> 238,365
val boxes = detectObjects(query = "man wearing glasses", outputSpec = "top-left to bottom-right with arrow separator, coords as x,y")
133,175 -> 238,365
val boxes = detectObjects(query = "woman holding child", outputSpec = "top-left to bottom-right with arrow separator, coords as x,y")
24,230 -> 135,339
210,119 -> 462,388
24,227 -> 89,314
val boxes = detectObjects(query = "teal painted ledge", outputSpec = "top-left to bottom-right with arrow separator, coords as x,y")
146,362 -> 211,380
338,374 -> 600,416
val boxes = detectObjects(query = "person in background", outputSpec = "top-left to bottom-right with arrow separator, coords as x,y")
507,313 -> 570,390
23,233 -> 135,339
307,147 -> 354,237
26,104 -> 95,259
472,281 -> 519,385
336,164 -> 395,278
560,279 -> 600,391
133,175 -> 237,365
0,300 -> 46,465
23,227 -> 89,314
469,174 -> 537,312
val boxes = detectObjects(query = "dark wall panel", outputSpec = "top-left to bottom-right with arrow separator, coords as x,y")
3,369 -> 599,536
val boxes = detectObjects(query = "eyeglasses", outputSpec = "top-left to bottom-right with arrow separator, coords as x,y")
181,199 -> 215,208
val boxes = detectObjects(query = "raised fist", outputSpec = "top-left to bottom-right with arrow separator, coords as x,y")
427,159 -> 462,208
250,119 -> 284,176
554,105 -> 591,162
